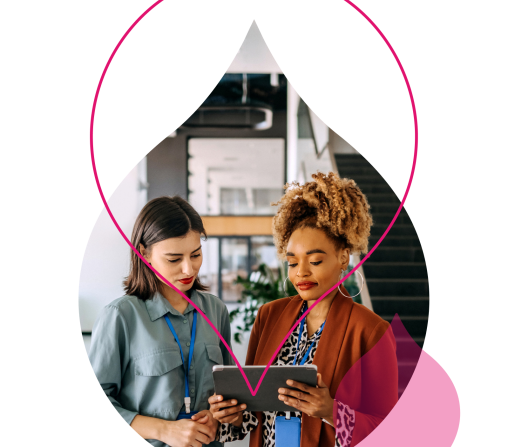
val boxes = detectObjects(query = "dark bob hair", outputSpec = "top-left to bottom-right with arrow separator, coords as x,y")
123,196 -> 208,300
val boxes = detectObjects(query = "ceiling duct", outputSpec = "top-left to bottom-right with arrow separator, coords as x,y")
182,104 -> 273,130
180,74 -> 284,131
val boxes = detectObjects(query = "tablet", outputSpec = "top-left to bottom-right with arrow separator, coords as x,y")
212,365 -> 318,412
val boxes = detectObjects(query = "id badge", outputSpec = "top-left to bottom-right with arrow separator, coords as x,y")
176,411 -> 198,420
275,416 -> 301,447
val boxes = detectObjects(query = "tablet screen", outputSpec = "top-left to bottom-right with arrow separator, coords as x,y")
212,365 -> 317,412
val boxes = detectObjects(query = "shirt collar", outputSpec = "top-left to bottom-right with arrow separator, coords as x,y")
145,289 -> 206,322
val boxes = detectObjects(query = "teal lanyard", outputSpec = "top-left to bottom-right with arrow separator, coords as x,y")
164,310 -> 197,415
292,302 -> 326,366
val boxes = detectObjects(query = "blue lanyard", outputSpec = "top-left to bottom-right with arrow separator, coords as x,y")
164,309 -> 197,414
292,303 -> 326,366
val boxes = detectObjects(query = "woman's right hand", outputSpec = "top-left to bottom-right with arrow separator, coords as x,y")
208,394 -> 246,427
158,418 -> 215,447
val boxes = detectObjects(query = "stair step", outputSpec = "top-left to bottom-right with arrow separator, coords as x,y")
362,193 -> 401,203
372,235 -> 422,248
363,262 -> 428,279
367,279 -> 429,296
370,203 -> 405,213
398,361 -> 419,391
390,337 -> 426,350
338,166 -> 383,176
370,296 -> 429,315
362,247 -> 425,263
371,225 -> 418,237
381,315 -> 428,338
342,175 -> 389,185
372,213 -> 411,225
384,317 -> 429,339
355,184 -> 395,194
336,153 -> 371,160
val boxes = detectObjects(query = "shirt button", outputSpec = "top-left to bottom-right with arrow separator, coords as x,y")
186,342 -> 190,347
191,389 -> 195,394
190,365 -> 194,370
183,319 -> 188,324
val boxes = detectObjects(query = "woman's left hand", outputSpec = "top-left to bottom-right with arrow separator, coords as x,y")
191,409 -> 219,438
278,373 -> 334,423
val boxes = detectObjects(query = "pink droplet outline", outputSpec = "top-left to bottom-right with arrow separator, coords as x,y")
89,0 -> 418,396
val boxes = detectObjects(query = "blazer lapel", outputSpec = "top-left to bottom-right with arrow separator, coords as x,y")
253,290 -> 355,447
256,296 -> 304,365
302,286 -> 355,447
313,286 -> 354,386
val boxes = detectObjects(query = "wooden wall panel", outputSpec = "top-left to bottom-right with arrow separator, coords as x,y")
202,216 -> 274,236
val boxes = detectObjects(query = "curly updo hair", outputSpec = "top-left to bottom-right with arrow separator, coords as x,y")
272,172 -> 373,258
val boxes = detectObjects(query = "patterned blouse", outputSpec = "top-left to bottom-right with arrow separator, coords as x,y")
217,306 -> 356,447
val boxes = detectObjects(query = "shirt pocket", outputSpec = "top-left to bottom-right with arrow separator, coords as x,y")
201,344 -> 224,401
205,344 -> 224,366
134,349 -> 184,418
134,349 -> 183,376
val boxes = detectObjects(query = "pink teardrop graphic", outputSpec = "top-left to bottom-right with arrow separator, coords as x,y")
333,315 -> 460,446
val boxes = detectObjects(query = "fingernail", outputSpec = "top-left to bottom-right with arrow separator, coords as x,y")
287,380 -> 293,385
278,395 -> 283,400
241,404 -> 246,409
232,400 -> 237,405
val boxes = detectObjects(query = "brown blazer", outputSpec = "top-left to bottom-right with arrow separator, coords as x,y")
245,286 -> 398,447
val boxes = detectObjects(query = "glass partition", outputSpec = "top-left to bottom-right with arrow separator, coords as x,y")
200,235 -> 279,303
220,238 -> 250,302
188,138 -> 285,216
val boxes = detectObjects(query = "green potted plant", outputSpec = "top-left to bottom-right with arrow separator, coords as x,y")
229,262 -> 362,343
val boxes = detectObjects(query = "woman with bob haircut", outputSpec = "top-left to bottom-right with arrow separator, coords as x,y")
209,172 -> 399,447
88,196 -> 233,447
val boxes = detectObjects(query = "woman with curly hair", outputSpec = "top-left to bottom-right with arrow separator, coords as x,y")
209,172 -> 398,447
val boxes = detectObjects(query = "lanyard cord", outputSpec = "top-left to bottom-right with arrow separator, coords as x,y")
164,309 -> 197,413
292,303 -> 326,366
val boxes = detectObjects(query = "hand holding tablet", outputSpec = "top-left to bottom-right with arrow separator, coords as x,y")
278,373 -> 334,423
208,394 -> 246,427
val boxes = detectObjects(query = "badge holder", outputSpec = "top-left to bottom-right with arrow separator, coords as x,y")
275,302 -> 326,446
275,412 -> 301,447
164,310 -> 199,421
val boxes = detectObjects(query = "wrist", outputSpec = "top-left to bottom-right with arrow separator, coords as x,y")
210,414 -> 219,431
324,400 -> 335,426
232,412 -> 244,427
156,418 -> 171,441
130,415 -> 168,441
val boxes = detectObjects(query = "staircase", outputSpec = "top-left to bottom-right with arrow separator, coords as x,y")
334,153 -> 429,396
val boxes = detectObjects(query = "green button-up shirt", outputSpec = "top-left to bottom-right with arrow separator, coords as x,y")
88,290 -> 233,447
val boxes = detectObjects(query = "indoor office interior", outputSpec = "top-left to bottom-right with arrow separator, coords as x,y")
80,76 -> 339,360
79,24 -> 429,443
